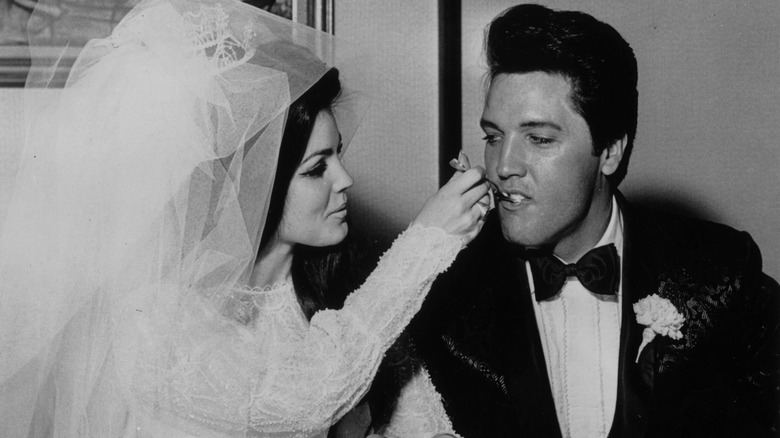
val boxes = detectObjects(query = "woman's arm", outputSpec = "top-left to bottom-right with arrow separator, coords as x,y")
128,168 -> 489,436
249,224 -> 463,432
128,225 -> 461,436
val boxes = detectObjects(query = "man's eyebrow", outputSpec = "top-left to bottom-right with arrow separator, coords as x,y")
519,120 -> 563,131
479,119 -> 499,131
479,119 -> 564,132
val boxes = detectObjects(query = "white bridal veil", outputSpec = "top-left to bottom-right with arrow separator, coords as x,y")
0,0 -> 356,435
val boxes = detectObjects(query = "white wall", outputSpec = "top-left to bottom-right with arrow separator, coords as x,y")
0,89 -> 23,227
461,0 -> 779,279
335,0 -> 441,242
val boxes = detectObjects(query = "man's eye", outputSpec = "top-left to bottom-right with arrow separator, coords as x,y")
528,135 -> 553,145
302,161 -> 327,177
482,134 -> 500,146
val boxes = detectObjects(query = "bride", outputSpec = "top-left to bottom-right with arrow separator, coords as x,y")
0,0 -> 488,436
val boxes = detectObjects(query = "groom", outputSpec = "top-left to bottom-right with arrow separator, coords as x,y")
408,4 -> 779,437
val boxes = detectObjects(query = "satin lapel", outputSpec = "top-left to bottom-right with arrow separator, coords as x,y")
610,194 -> 656,437
501,241 -> 562,436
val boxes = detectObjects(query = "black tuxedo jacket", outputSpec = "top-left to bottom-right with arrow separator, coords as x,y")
407,194 -> 779,437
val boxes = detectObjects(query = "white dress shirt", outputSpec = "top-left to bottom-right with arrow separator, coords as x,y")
527,197 -> 624,438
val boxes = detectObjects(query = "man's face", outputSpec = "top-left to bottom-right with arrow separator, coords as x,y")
481,72 -> 614,260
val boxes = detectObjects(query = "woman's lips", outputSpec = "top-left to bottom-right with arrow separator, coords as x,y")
330,204 -> 347,216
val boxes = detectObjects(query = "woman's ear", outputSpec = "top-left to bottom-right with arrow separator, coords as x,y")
600,134 -> 627,176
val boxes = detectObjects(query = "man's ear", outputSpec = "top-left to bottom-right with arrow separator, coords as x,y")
600,135 -> 627,176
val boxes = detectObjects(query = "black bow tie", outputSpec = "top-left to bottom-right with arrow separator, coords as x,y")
528,244 -> 620,301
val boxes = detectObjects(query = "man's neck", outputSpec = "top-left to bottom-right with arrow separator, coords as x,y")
552,190 -> 614,263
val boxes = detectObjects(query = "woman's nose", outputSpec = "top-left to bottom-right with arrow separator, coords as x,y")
333,159 -> 353,192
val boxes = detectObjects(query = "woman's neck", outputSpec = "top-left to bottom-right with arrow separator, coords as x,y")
250,240 -> 294,288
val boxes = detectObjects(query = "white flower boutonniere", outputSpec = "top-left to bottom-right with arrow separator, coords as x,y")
633,294 -> 685,363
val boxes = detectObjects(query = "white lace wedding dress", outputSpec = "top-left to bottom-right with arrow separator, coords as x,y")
102,224 -> 461,438
3,1 -> 466,435
380,366 -> 458,438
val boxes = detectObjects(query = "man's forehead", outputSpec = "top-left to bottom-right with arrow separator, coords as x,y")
488,72 -> 572,98
482,72 -> 576,123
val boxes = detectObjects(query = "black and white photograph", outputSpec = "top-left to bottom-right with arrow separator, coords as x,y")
0,0 -> 776,437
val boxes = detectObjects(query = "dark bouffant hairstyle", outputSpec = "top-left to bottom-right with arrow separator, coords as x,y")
486,4 -> 638,186
259,68 -> 366,320
262,67 -> 342,247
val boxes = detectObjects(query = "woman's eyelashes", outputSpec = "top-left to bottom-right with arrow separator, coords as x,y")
302,159 -> 328,178
300,143 -> 341,178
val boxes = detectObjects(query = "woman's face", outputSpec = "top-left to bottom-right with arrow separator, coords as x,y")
277,110 -> 353,248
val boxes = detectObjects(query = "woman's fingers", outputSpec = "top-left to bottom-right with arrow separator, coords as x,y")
412,157 -> 490,243
457,150 -> 471,169
446,167 -> 486,195
462,180 -> 490,207
475,193 -> 491,219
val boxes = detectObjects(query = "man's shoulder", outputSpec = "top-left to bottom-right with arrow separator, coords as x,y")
621,198 -> 754,249
621,198 -> 761,274
624,200 -> 745,240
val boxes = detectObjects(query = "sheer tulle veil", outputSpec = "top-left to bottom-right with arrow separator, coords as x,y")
0,0 -> 359,435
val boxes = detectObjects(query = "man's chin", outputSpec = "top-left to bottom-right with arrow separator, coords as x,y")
500,222 -> 546,248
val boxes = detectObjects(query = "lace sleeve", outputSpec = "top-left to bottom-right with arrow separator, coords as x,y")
128,224 -> 463,437
381,366 -> 460,438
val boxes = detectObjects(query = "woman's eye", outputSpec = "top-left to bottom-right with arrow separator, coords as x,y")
302,161 -> 327,177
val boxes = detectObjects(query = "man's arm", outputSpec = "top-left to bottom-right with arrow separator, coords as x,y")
727,235 -> 780,434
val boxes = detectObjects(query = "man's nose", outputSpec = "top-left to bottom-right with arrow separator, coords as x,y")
496,136 -> 528,179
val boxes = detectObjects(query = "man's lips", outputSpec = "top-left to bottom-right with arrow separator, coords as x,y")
498,189 -> 531,204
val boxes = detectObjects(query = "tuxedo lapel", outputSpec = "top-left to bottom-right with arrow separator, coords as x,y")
609,194 -> 656,437
500,241 -> 562,436
421,218 -> 564,436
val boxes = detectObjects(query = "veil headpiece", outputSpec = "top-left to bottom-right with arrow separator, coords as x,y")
0,0 -> 353,435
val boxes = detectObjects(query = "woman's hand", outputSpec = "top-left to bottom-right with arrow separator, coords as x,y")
412,159 -> 490,244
